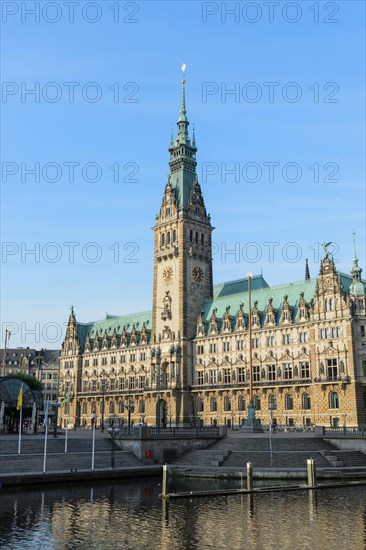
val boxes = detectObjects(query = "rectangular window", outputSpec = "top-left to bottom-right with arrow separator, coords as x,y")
47,373 -> 52,379
283,363 -> 293,380
361,325 -> 365,337
282,334 -> 291,345
223,369 -> 231,383
300,362 -> 310,378
197,344 -> 204,355
331,326 -> 341,338
139,376 -> 146,388
266,336 -> 274,347
119,378 -> 125,390
140,352 -> 146,361
327,358 -> 338,380
92,380 -> 97,391
237,339 -> 245,350
129,377 -> 135,389
120,355 -> 126,364
111,356 -> 116,365
252,338 -> 259,348
130,354 -> 135,363
267,364 -> 276,381
320,328 -> 330,340
83,381 -> 88,392
41,373 -> 46,379
237,367 -> 245,383
93,358 -> 98,367
101,357 -> 107,366
197,372 -> 204,385
209,343 -> 217,353
223,341 -> 231,352
362,360 -> 366,377
209,369 -> 217,384
110,379 -> 115,391
299,332 -> 308,343
253,366 -> 260,382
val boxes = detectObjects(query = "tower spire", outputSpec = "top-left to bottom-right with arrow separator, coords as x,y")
177,64 -> 190,145
350,232 -> 363,296
305,258 -> 310,281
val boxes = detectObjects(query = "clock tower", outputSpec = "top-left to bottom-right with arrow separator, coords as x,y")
151,68 -> 213,424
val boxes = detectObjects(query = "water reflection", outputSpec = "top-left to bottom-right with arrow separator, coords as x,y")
0,478 -> 365,550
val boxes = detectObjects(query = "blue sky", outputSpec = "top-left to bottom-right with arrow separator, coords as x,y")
1,0 -> 365,348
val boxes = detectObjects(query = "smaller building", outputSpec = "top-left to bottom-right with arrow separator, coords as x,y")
0,347 -> 61,418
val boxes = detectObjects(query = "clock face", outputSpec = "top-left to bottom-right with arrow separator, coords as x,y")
162,266 -> 173,283
192,266 -> 204,282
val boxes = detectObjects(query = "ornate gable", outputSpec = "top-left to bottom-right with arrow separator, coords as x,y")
209,308 -> 219,335
235,303 -> 246,331
196,311 -> 206,337
281,294 -> 293,324
222,306 -> 232,333
265,298 -> 276,326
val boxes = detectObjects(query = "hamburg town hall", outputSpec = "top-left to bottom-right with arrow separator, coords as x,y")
59,73 -> 366,430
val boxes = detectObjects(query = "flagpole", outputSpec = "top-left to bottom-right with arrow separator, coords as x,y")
91,417 -> 96,471
18,404 -> 22,455
65,411 -> 69,453
43,402 -> 49,473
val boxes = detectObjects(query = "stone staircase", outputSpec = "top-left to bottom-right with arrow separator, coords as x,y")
171,437 -> 366,470
0,437 -> 143,474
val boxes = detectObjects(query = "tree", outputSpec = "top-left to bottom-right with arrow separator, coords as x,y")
9,372 -> 44,392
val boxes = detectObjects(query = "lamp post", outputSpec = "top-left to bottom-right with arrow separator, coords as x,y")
243,272 -> 262,431
156,348 -> 161,428
124,380 -> 134,433
53,403 -> 60,438
107,426 -> 120,468
268,403 -> 276,466
100,374 -> 107,433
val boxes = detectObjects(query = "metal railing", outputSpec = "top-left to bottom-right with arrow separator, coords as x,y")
323,426 -> 366,437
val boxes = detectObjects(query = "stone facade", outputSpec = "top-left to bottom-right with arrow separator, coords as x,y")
58,79 -> 366,430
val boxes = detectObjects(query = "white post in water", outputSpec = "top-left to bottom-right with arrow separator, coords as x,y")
162,463 -> 168,498
307,458 -> 317,488
246,461 -> 253,491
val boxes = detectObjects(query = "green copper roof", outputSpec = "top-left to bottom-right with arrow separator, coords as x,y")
213,275 -> 269,299
202,277 -> 317,327
76,310 -> 152,352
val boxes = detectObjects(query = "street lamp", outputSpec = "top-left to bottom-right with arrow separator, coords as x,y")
53,403 -> 60,438
100,375 -> 108,433
268,403 -> 276,466
124,379 -> 134,433
107,426 -> 120,468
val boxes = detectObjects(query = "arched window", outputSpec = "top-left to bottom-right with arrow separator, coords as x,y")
329,391 -> 339,409
210,397 -> 217,412
268,394 -> 277,410
139,400 -> 145,414
224,396 -> 231,411
197,398 -> 204,412
238,395 -> 246,412
82,402 -> 87,414
109,401 -> 115,414
172,230 -> 176,242
253,395 -> 261,411
161,233 -> 165,247
285,394 -> 293,410
167,232 -> 170,244
302,393 -> 311,410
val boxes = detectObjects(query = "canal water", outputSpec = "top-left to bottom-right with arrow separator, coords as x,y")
0,477 -> 365,549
